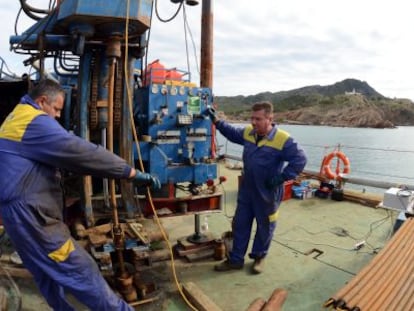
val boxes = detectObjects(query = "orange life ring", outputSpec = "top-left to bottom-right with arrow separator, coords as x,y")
322,151 -> 350,180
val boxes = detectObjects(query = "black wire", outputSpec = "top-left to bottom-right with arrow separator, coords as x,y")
276,209 -> 393,253
49,0 -> 57,11
12,8 -> 58,53
273,239 -> 357,276
154,0 -> 183,23
274,207 -> 393,260
58,51 -> 79,72
20,0 -> 50,15
14,7 -> 23,35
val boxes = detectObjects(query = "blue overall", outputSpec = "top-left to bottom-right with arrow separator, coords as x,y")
0,96 -> 134,310
216,121 -> 307,264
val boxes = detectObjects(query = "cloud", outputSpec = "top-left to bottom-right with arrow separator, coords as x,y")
1,0 -> 413,100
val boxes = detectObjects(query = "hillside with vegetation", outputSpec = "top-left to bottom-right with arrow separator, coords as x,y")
214,79 -> 414,128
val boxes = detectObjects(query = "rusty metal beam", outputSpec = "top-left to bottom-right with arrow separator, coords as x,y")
200,0 -> 213,88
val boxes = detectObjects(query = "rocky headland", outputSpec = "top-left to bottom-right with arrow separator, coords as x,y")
215,79 -> 414,128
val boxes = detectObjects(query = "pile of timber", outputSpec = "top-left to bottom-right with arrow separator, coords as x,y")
246,288 -> 288,311
342,189 -> 382,208
323,217 -> 414,310
300,171 -> 383,208
182,282 -> 287,311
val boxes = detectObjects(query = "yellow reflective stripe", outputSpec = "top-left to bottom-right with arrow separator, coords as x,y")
266,129 -> 289,150
242,126 -> 290,150
243,125 -> 255,143
269,209 -> 280,222
48,239 -> 75,262
0,104 -> 45,142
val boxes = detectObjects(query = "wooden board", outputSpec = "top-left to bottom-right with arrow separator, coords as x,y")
0,287 -> 7,311
182,282 -> 223,311
185,249 -> 215,262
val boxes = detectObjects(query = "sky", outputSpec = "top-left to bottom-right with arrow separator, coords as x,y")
1,0 -> 413,100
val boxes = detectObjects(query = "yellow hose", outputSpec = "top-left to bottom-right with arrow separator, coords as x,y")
123,1 -> 198,309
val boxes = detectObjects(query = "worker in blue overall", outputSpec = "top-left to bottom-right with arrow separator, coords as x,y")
0,79 -> 160,310
207,101 -> 307,274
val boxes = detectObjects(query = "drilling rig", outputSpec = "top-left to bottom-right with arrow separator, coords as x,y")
2,0 -> 220,304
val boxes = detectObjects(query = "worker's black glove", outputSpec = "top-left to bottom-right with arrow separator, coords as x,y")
134,172 -> 161,190
265,175 -> 285,189
205,107 -> 218,124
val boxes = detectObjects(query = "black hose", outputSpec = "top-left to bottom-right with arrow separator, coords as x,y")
19,0 -> 50,21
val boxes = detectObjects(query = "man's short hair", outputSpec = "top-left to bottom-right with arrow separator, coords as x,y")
252,101 -> 273,115
29,79 -> 65,101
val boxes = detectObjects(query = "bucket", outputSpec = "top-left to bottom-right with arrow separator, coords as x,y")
144,60 -> 166,86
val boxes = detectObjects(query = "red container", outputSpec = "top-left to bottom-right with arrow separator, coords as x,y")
144,60 -> 166,85
165,69 -> 182,81
282,180 -> 293,201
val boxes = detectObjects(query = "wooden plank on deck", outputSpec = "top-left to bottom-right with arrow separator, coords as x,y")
182,282 -> 223,311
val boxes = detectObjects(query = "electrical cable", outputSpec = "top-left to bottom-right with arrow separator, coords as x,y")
268,207 -> 395,276
141,0 -> 155,87
149,1 -> 198,85
19,0 -> 44,21
217,183 -> 233,221
182,6 -> 191,79
11,3 -> 58,58
14,7 -> 23,36
183,5 -> 200,76
0,57 -> 19,78
272,239 -> 357,276
154,0 -> 183,23
275,209 -> 393,253
20,0 -> 50,15
123,2 -> 198,310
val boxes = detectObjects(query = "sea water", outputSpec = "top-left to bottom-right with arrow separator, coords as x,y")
216,124 -> 414,193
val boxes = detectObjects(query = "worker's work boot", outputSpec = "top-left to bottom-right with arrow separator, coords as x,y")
252,257 -> 265,274
214,260 -> 243,272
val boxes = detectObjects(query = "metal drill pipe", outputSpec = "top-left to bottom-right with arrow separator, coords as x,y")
350,225 -> 412,308
332,217 -> 410,301
367,229 -> 414,309
399,279 -> 414,311
361,224 -> 414,310
388,272 -> 414,310
367,229 -> 414,310
79,53 -> 94,226
372,250 -> 414,310
331,218 -> 414,310
107,57 -> 119,225
329,218 -> 407,307
107,55 -> 126,276
344,218 -> 414,308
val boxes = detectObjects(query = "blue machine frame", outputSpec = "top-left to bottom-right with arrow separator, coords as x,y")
135,81 -> 217,185
8,0 -> 221,221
